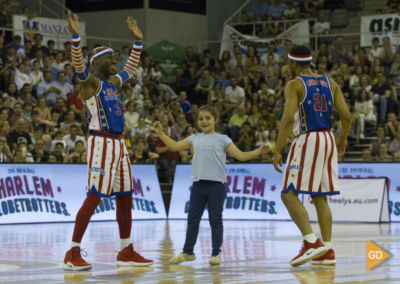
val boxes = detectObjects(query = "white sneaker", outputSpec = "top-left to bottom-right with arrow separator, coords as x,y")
209,254 -> 221,265
359,133 -> 365,139
169,253 -> 195,264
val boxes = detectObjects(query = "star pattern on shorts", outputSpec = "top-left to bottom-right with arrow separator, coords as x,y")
308,100 -> 311,104
328,101 -> 332,106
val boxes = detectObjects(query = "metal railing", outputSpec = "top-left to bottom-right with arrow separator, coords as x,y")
17,0 -> 66,19
228,18 -> 317,37
224,0 -> 252,25
0,26 -> 368,57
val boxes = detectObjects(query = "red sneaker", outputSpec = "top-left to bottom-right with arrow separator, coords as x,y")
311,249 -> 336,265
64,247 -> 92,270
290,238 -> 327,266
116,244 -> 154,267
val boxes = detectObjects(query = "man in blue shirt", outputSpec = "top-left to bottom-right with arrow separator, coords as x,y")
268,0 -> 287,20
252,0 -> 268,19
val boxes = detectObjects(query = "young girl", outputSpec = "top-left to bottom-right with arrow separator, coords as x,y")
153,105 -> 269,265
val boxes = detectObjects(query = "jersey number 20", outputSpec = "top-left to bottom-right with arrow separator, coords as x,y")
313,93 -> 327,112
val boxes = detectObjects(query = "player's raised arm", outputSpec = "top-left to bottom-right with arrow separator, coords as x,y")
111,17 -> 143,89
67,10 -> 98,100
330,79 -> 351,156
273,79 -> 301,173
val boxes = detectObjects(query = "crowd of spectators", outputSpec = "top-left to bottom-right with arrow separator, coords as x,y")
1,0 -> 400,183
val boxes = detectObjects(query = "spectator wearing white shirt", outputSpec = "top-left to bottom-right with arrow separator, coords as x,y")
261,43 -> 280,67
62,124 -> 85,152
124,101 -> 140,133
313,13 -> 330,36
224,76 -> 245,113
51,51 -> 65,72
284,1 -> 296,18
14,63 -> 31,91
150,62 -> 163,82
135,61 -> 144,86
368,37 -> 383,62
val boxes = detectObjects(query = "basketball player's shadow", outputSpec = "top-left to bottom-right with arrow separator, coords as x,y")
116,266 -> 155,284
290,267 -> 336,284
64,271 -> 92,283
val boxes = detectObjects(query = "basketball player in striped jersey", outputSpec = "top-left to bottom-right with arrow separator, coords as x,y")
273,45 -> 351,266
63,10 -> 153,270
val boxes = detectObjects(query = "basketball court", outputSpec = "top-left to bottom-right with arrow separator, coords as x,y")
0,220 -> 398,283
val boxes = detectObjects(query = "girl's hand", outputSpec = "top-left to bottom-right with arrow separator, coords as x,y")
260,144 -> 270,154
153,121 -> 163,135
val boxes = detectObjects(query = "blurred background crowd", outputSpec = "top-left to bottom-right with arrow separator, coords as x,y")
1,0 -> 400,182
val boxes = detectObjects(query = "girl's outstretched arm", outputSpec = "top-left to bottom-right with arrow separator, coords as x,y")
153,121 -> 191,151
226,143 -> 269,162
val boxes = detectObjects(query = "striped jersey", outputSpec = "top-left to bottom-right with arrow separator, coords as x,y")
292,75 -> 334,136
83,77 -> 124,133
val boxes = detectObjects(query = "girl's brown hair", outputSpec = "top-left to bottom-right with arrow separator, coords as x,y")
196,105 -> 220,132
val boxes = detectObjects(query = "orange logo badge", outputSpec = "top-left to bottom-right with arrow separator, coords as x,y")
367,240 -> 391,270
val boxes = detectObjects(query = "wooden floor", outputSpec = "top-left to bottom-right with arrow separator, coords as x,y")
0,220 -> 399,283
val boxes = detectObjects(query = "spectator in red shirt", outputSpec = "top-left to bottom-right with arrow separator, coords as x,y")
8,102 -> 33,133
155,125 -> 180,180
66,82 -> 83,114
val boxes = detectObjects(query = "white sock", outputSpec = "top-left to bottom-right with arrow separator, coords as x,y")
324,242 -> 332,249
71,241 -> 80,248
120,238 -> 131,250
303,233 -> 317,243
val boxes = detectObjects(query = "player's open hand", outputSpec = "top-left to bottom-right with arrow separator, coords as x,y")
153,121 -> 163,135
273,152 -> 283,173
336,136 -> 347,157
67,10 -> 79,35
259,144 -> 270,155
126,17 -> 143,41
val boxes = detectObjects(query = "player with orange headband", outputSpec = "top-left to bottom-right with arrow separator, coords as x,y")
63,10 -> 153,270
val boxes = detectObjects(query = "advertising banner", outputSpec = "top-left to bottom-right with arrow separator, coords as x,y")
0,164 -> 166,224
360,14 -> 400,47
304,178 -> 389,222
168,164 -> 290,220
169,163 -> 400,222
145,40 -> 186,84
13,15 -> 86,49
220,20 -> 310,57
337,164 -> 400,222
